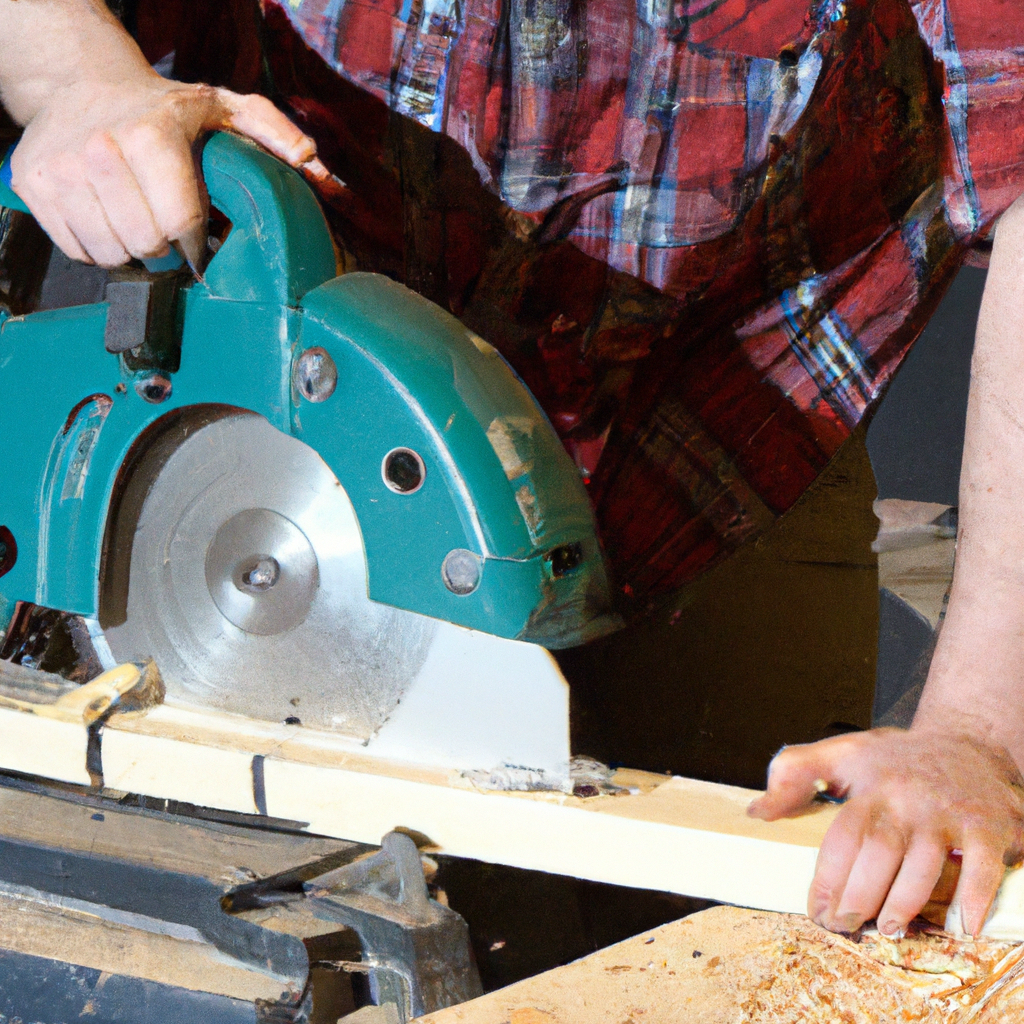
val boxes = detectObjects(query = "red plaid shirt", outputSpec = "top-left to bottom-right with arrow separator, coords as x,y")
142,0 -> 1024,605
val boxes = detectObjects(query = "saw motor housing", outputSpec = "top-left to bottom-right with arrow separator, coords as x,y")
0,134 -> 614,647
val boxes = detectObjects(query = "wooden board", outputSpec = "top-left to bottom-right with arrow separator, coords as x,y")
0,705 -> 90,786
413,906 -> 1024,1024
97,703 -> 839,913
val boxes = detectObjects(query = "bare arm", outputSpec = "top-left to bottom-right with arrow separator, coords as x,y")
749,199 -> 1024,939
0,0 -> 321,266
918,198 -> 1024,768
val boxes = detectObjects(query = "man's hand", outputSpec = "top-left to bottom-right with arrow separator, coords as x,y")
749,729 -> 1024,938
749,196 -> 1024,944
12,80 -> 318,267
0,0 -> 324,267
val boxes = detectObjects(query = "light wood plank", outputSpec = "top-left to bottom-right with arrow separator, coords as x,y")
0,705 -> 90,785
102,703 -> 837,913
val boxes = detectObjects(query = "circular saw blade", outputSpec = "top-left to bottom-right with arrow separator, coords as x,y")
104,414 -> 437,739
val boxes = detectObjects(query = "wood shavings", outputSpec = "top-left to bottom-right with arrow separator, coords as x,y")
737,917 -> 1023,1022
413,906 -> 1024,1024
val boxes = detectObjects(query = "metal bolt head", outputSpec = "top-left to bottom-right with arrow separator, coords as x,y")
240,556 -> 281,592
294,347 -> 338,403
442,549 -> 482,595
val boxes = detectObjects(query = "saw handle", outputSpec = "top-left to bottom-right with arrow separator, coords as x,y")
0,145 -> 28,215
0,142 -> 183,273
0,133 -> 337,302
192,132 -> 337,305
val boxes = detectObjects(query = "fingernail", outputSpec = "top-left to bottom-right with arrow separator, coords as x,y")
945,899 -> 967,937
832,912 -> 863,934
879,921 -> 905,940
301,158 -> 348,191
175,226 -> 207,283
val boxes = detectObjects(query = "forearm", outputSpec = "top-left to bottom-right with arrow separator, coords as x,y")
914,196 -> 1024,765
0,0 -> 151,125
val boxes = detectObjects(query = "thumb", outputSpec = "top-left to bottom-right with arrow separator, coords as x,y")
748,740 -> 848,821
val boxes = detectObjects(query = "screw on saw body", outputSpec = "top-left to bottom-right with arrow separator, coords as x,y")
442,548 -> 482,596
294,346 -> 337,403
545,542 -> 584,578
0,527 -> 16,578
135,374 -> 172,403
383,448 -> 426,494
240,557 -> 281,593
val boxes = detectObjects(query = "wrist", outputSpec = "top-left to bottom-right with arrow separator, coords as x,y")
0,1 -> 151,125
911,701 -> 1024,776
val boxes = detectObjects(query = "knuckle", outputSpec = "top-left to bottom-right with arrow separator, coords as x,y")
123,121 -> 164,153
94,248 -> 131,269
162,83 -> 215,121
127,228 -> 168,260
48,152 -> 83,188
160,210 -> 203,242
766,747 -> 796,776
188,83 -> 218,104
237,92 -> 273,117
83,131 -> 119,168
808,875 -> 841,911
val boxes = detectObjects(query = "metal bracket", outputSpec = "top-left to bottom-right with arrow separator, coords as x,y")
104,267 -> 183,371
230,831 -> 483,1022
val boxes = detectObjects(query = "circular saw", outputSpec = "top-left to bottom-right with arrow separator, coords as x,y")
0,133 -> 618,778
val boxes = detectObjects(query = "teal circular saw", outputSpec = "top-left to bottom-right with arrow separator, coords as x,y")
0,132 -> 618,777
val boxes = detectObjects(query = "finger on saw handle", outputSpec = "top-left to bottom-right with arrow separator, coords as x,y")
85,132 -> 168,260
166,83 -> 319,169
748,735 -> 855,819
58,182 -> 131,268
876,838 -> 946,938
9,149 -> 93,264
831,827 -> 907,933
808,798 -> 871,928
211,89 -> 318,168
952,836 -> 1009,936
118,121 -> 206,269
125,86 -> 320,265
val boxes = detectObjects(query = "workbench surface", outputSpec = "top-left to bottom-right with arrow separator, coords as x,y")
415,905 -> 1024,1023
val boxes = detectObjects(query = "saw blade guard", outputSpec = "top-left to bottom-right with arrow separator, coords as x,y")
293,273 -> 618,646
0,132 -> 618,649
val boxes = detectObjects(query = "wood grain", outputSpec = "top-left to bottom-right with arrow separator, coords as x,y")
101,703 -> 838,913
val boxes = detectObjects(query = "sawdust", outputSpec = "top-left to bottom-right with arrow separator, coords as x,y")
736,916 -> 1024,1022
414,906 -> 1024,1024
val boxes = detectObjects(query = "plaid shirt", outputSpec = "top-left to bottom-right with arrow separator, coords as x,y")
223,0 -> 1024,602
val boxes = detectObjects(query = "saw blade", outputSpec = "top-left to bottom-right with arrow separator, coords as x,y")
104,414 -> 437,739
